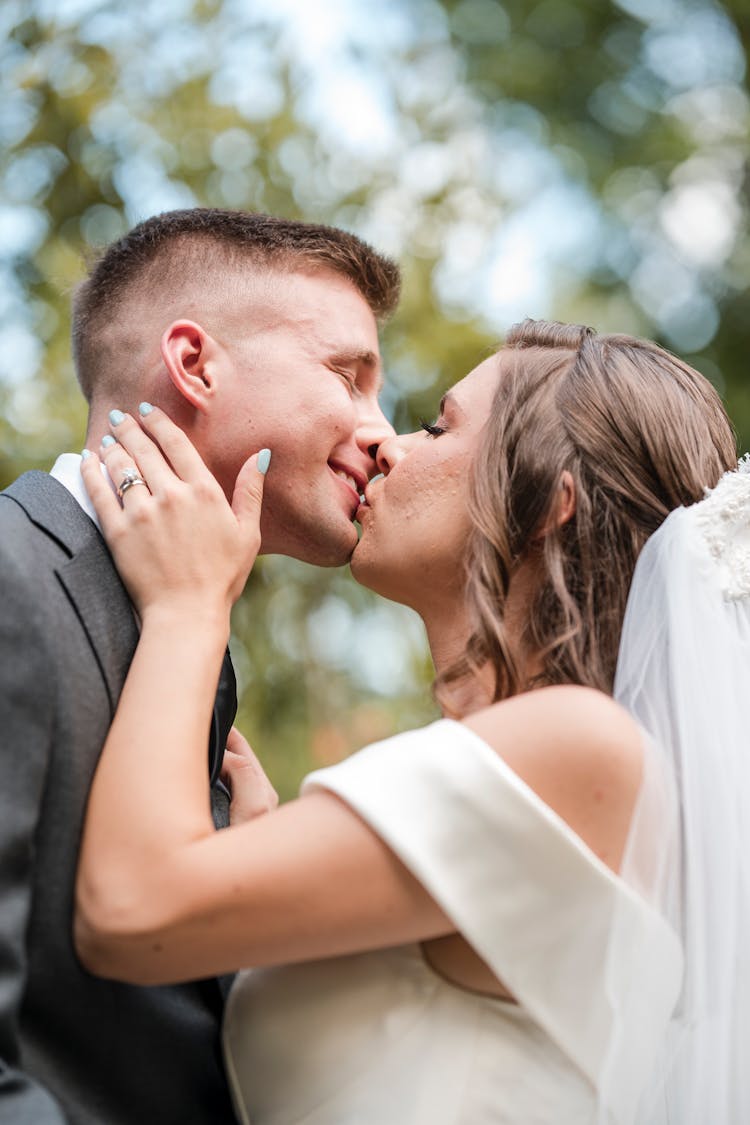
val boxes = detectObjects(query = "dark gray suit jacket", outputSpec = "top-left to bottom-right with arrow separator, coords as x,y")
0,472 -> 237,1124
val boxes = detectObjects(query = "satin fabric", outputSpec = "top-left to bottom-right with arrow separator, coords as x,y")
224,721 -> 680,1123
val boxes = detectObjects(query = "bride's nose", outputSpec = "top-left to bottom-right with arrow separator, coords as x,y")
374,433 -> 409,477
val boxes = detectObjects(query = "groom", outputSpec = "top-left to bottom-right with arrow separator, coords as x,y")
0,209 -> 399,1123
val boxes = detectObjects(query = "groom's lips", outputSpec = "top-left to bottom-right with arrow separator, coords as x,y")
329,460 -> 367,517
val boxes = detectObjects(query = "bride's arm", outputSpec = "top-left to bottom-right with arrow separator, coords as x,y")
75,408 -> 453,984
75,409 -> 641,986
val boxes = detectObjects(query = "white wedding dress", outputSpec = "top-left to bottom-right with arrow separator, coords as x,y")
223,719 -> 681,1125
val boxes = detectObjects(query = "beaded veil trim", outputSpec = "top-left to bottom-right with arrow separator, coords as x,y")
696,455 -> 750,601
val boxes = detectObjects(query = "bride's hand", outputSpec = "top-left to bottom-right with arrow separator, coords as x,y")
80,405 -> 269,622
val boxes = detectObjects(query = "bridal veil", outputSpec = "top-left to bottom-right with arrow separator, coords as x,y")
608,457 -> 750,1122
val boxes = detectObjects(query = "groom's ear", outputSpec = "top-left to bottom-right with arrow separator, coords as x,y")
161,320 -> 221,413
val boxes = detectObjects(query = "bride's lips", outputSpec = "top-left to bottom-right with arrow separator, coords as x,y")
356,474 -> 383,522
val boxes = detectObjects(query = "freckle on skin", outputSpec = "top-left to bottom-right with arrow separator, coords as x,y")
593,788 -> 605,803
152,942 -> 163,953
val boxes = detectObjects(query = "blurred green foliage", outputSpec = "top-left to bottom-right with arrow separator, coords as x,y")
2,0 -> 748,797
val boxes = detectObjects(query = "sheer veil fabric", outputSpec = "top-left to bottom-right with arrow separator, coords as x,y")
610,458 -> 750,1122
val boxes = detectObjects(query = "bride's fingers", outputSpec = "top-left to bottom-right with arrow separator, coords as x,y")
220,449 -> 270,586
232,448 -> 271,532
104,410 -> 186,497
80,449 -> 124,539
135,403 -> 215,486
97,435 -> 151,514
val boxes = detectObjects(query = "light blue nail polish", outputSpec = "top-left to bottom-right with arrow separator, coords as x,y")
101,435 -> 116,448
81,449 -> 91,460
109,409 -> 125,426
139,401 -> 154,416
257,448 -> 272,475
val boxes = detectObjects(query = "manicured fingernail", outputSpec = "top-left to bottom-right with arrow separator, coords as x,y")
109,409 -> 125,426
81,449 -> 91,460
101,435 -> 116,448
139,402 -> 154,416
369,472 -> 384,484
257,448 -> 271,475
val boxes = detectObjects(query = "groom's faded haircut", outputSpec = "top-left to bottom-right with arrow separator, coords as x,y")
71,208 -> 401,402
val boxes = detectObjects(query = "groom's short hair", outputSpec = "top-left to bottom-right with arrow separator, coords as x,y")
72,208 -> 400,402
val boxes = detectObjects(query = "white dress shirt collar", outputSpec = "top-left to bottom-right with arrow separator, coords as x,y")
49,452 -> 102,530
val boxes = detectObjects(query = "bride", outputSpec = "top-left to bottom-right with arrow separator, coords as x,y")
75,319 -> 744,1123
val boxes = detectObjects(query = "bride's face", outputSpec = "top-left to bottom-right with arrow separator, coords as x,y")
351,356 -> 500,610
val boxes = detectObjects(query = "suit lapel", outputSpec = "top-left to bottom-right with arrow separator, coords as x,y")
5,472 -> 233,1002
56,538 -> 139,717
4,472 -> 139,716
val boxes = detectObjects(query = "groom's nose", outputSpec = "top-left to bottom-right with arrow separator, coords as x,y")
355,402 -> 395,478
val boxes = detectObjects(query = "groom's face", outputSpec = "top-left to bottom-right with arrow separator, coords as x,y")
211,268 -> 393,566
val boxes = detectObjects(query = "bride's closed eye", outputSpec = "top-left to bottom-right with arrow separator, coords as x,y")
419,418 -> 446,438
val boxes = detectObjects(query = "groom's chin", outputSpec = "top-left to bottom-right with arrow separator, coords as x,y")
284,522 -> 360,569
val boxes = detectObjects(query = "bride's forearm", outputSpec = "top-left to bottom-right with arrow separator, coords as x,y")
77,607 -> 230,919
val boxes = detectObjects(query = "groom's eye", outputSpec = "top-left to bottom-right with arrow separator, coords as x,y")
419,418 -> 446,438
331,367 -> 359,393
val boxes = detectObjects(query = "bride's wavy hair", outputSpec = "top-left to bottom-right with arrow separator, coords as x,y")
444,319 -> 736,709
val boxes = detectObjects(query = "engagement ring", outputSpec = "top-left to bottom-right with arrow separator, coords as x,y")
117,467 -> 148,499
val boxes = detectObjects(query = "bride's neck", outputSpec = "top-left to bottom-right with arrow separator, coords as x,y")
421,563 -> 541,719
422,602 -> 493,719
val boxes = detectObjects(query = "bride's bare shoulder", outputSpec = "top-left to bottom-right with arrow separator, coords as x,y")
462,686 -> 643,872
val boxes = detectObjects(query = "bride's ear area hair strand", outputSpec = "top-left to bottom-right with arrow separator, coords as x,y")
531,472 -> 577,542
557,471 -> 576,527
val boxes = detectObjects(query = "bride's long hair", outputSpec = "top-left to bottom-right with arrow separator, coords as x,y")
446,319 -> 736,708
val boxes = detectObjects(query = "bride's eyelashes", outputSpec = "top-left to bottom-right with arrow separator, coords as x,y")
419,418 -> 446,438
